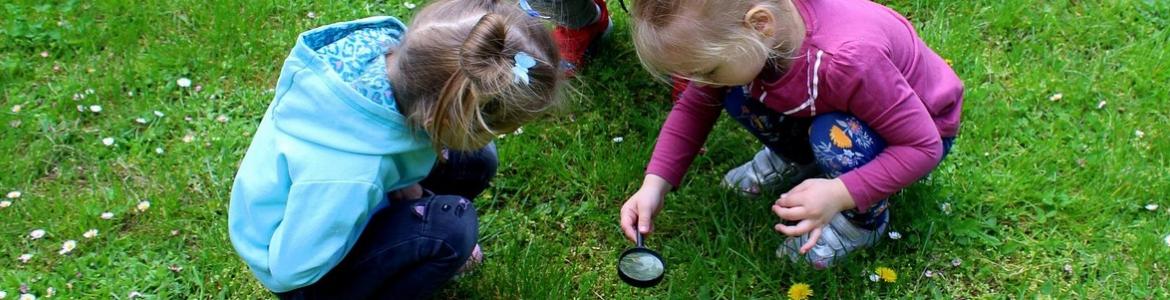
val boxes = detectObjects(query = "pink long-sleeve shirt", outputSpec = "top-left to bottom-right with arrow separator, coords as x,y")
646,0 -> 964,211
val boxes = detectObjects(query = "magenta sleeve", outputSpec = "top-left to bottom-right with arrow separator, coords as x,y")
644,84 -> 727,187
829,45 -> 944,211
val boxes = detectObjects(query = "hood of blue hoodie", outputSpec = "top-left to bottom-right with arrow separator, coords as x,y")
270,16 -> 429,155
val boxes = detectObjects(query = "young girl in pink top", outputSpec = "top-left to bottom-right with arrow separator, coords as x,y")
619,0 -> 963,268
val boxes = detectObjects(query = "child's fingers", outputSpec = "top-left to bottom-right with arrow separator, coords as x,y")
799,227 -> 823,254
636,204 -> 655,234
772,204 -> 807,221
789,179 -> 815,193
620,207 -> 639,243
775,191 -> 808,208
775,219 -> 816,237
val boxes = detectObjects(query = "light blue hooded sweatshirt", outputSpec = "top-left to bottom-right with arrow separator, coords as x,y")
228,16 -> 436,293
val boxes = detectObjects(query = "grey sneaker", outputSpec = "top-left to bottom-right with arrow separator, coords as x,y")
776,212 -> 888,269
722,148 -> 818,196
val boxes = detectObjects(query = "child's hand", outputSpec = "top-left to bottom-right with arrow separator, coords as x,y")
771,178 -> 856,254
390,184 -> 424,201
619,175 -> 671,243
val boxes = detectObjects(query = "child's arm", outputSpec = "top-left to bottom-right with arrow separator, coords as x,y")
619,83 -> 725,243
644,83 -> 728,187
774,43 -> 946,253
832,47 -> 945,211
265,181 -> 383,291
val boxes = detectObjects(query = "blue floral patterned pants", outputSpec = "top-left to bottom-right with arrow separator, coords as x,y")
723,87 -> 954,229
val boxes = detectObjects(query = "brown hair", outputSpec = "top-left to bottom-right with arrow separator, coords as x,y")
631,0 -> 790,83
389,0 -> 562,151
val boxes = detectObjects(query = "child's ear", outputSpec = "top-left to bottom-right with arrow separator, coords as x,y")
744,6 -> 777,37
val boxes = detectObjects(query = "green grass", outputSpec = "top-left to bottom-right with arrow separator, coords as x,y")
2,0 -> 1168,298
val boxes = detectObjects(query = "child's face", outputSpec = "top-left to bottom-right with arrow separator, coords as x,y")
679,50 -> 767,87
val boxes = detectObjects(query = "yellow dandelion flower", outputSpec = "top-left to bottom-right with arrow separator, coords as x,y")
787,283 -> 813,300
829,126 -> 853,149
876,267 -> 898,283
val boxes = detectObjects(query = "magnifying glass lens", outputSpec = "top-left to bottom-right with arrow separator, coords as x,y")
619,251 -> 664,281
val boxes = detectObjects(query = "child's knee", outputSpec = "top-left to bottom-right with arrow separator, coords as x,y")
808,113 -> 885,176
426,195 -> 479,256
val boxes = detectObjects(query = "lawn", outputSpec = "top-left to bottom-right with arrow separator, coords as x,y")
1,0 -> 1168,298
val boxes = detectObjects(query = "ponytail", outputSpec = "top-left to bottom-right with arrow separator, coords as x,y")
430,13 -> 511,151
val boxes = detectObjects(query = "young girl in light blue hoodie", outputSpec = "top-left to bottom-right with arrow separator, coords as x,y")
228,1 -> 562,298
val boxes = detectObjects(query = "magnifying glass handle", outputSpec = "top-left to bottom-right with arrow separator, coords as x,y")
636,231 -> 644,248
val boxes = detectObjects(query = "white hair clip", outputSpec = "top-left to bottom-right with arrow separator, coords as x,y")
512,52 -> 536,85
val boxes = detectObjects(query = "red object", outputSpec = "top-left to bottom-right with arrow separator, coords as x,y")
553,0 -> 610,77
670,76 -> 689,102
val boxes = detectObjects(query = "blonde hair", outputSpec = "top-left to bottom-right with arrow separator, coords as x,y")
389,0 -> 562,151
632,0 -> 791,83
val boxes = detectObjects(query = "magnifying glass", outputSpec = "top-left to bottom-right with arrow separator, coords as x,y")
617,231 -> 666,288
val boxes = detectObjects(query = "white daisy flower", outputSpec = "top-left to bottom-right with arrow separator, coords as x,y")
18,293 -> 34,300
58,240 -> 77,255
215,115 -> 229,123
888,231 -> 902,240
612,137 -> 624,143
514,127 -> 524,135
100,212 -> 114,220
18,253 -> 33,263
44,288 -> 53,298
135,118 -> 147,124
306,11 -> 317,19
137,200 -> 151,212
404,2 -> 417,9
923,270 -> 934,278
1096,101 -> 1107,109
868,273 -> 880,282
940,202 -> 952,215
0,201 -> 11,208
128,291 -> 143,299
177,77 -> 192,88
1164,234 -> 1170,247
102,137 -> 115,146
1135,130 -> 1145,139
153,110 -> 165,117
83,229 -> 98,239
1063,264 -> 1074,273
30,229 -> 46,240
182,133 -> 195,143
85,88 -> 95,95
1048,93 -> 1062,101
155,147 -> 165,155
6,191 -> 20,199
75,105 -> 85,112
89,105 -> 102,113
1146,204 -> 1159,211
72,93 -> 84,100
0,290 -> 6,299
11,105 -> 21,113
951,258 -> 962,267
40,51 -> 49,58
